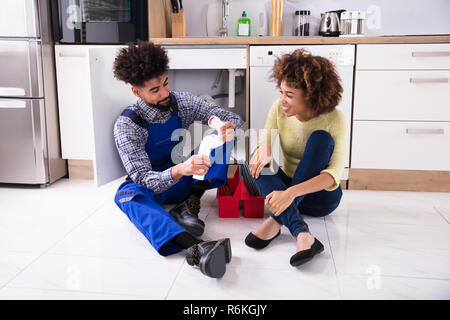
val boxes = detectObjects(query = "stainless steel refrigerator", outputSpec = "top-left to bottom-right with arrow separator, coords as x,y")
0,0 -> 67,185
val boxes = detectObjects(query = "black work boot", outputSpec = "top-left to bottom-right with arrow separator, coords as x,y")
169,195 -> 205,237
186,238 -> 232,278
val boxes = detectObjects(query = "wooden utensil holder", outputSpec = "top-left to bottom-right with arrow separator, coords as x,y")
171,8 -> 187,37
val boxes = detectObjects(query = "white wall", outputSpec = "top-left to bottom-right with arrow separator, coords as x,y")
181,0 -> 450,37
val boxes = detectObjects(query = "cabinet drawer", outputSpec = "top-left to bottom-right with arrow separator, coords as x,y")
354,70 -> 450,121
351,121 -> 450,171
356,44 -> 450,70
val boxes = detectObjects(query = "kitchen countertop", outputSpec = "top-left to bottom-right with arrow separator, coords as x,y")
150,35 -> 450,46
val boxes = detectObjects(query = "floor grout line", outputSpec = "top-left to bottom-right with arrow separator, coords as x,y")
324,216 -> 343,300
164,259 -> 187,300
433,206 -> 450,224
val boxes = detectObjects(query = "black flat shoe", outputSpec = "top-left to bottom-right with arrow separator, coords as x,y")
245,230 -> 281,249
290,237 -> 324,267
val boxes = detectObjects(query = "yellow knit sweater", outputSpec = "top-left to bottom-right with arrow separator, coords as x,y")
258,99 -> 347,191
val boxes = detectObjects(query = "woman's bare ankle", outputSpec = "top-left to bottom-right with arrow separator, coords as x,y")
296,232 -> 315,251
253,217 -> 281,240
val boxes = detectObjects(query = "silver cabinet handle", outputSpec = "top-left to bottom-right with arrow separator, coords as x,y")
411,51 -> 450,57
0,100 -> 26,108
406,128 -> 445,135
58,51 -> 87,58
409,77 -> 449,83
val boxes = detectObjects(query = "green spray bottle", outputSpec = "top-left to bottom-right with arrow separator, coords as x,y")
237,11 -> 251,37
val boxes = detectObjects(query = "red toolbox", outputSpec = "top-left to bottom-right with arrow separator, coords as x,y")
216,166 -> 265,218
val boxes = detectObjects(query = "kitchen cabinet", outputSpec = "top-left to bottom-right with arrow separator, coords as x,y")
355,43 -> 450,69
352,121 -> 450,171
350,43 -> 450,190
55,44 -> 247,186
353,70 -> 450,121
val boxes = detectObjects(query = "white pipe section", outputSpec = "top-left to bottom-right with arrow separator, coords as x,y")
228,69 -> 245,108
193,135 -> 224,180
228,68 -> 236,109
193,116 -> 226,180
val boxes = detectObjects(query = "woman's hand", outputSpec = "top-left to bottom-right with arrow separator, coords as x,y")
249,141 -> 274,179
265,189 -> 296,216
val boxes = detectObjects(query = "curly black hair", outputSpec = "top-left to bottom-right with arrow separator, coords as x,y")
113,40 -> 169,87
270,49 -> 343,117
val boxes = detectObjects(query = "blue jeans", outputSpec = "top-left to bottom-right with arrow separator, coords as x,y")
253,130 -> 343,237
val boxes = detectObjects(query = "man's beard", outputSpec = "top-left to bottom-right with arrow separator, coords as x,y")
152,96 -> 171,112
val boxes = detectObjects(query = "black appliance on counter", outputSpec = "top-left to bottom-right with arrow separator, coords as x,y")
50,0 -> 148,43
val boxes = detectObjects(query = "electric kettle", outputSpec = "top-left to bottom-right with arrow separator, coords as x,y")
319,9 -> 346,36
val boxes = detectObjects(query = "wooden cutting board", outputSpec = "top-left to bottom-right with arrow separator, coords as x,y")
206,1 -> 268,37
148,0 -> 172,38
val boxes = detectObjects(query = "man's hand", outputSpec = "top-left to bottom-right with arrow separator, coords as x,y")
218,121 -> 235,142
171,154 -> 211,180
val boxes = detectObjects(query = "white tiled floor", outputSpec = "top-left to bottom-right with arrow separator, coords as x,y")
0,177 -> 449,300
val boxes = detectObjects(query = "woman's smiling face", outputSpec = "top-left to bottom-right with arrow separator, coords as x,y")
279,80 -> 311,121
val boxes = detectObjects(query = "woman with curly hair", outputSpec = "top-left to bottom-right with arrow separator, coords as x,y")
246,49 -> 346,267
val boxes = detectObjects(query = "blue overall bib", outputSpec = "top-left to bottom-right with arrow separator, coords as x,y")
114,93 -> 233,256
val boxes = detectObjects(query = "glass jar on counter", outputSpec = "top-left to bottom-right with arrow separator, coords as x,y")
294,10 -> 310,36
340,11 -> 366,36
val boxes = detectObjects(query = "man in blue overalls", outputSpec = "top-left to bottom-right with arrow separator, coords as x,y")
112,41 -> 244,278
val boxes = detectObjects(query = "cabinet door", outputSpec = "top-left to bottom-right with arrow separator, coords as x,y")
54,46 -> 94,160
354,70 -> 450,121
89,47 -> 135,187
351,121 -> 450,171
356,44 -> 450,70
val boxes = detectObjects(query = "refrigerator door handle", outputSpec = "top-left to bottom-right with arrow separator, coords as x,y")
0,99 -> 27,108
0,87 -> 27,97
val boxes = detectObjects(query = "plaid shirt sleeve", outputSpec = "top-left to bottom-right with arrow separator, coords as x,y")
113,116 -> 177,194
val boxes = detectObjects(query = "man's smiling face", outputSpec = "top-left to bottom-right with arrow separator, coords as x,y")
131,74 -> 171,111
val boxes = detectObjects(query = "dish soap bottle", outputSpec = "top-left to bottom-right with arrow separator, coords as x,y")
237,11 -> 251,37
